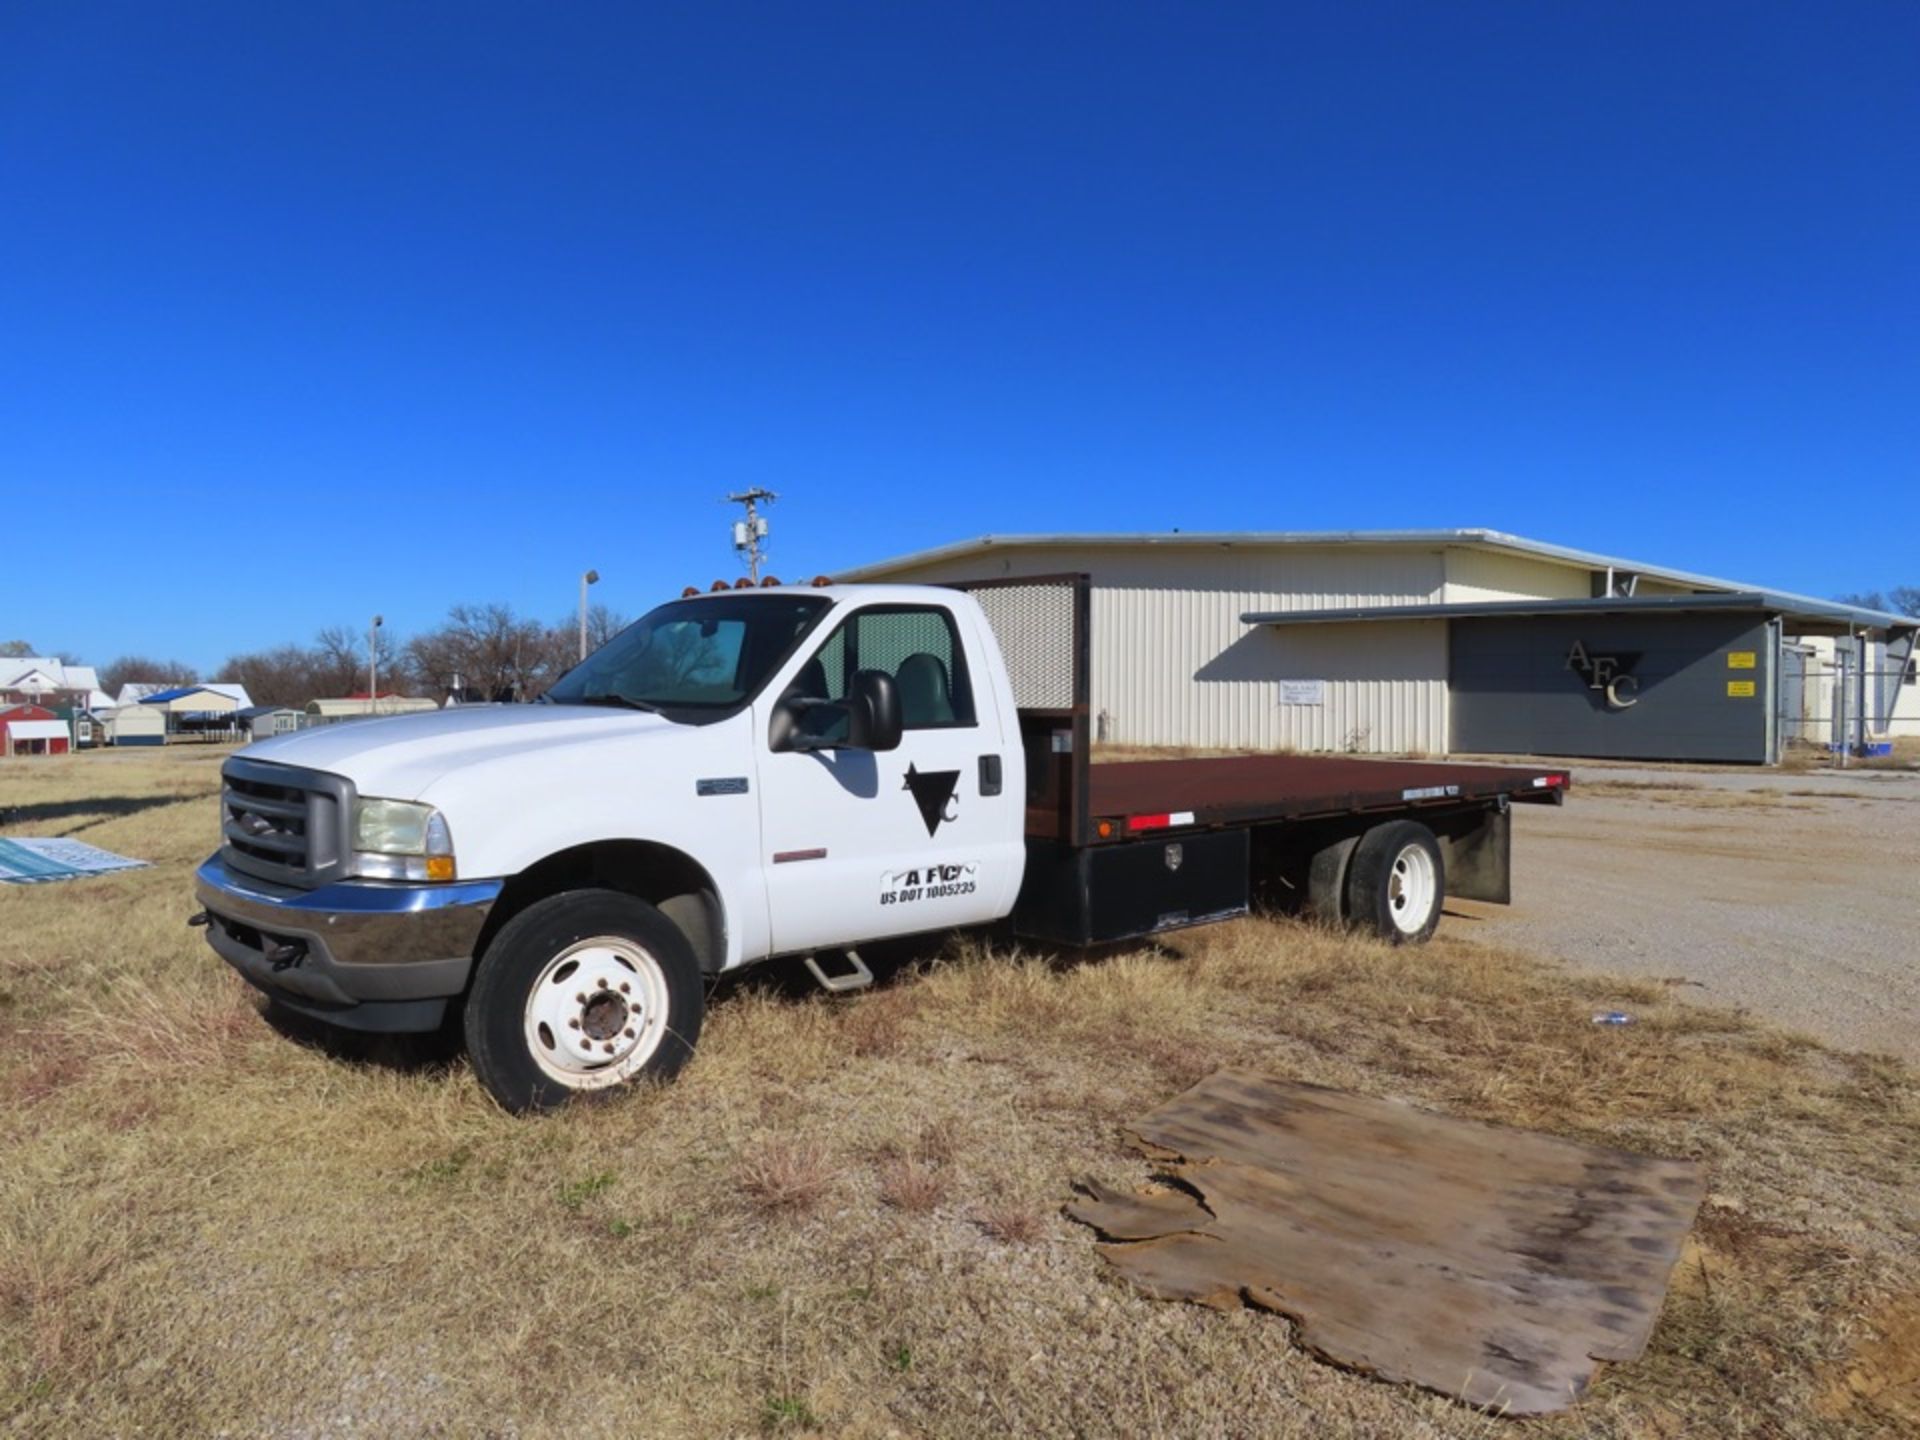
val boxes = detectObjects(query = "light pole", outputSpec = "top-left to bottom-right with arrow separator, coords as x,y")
579,569 -> 600,661
727,489 -> 776,582
369,615 -> 383,710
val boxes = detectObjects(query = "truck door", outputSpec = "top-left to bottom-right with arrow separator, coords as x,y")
756,599 -> 1020,955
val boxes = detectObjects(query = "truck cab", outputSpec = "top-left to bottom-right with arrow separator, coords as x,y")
194,583 -> 1028,1110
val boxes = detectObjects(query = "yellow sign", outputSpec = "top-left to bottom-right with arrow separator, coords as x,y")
1727,680 -> 1756,698
1728,651 -> 1756,669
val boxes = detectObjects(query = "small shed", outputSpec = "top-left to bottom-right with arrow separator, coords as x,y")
105,704 -> 168,747
236,705 -> 304,742
1,705 -> 72,756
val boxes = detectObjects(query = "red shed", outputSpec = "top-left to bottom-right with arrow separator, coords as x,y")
0,704 -> 71,756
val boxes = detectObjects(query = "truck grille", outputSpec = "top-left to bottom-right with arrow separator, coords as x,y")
220,758 -> 353,889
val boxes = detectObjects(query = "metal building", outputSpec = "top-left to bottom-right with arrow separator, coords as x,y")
841,530 -> 1918,764
236,705 -> 305,742
103,702 -> 167,747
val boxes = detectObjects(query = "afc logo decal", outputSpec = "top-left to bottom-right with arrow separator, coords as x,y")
902,763 -> 960,836
880,861 -> 978,906
1566,640 -> 1640,710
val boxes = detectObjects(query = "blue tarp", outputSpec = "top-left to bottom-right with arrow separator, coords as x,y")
0,837 -> 150,884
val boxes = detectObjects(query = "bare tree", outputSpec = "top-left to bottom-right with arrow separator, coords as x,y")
219,644 -> 324,709
311,624 -> 406,697
1838,588 -> 1920,618
408,604 -> 556,703
581,603 -> 631,655
1,640 -> 35,658
100,655 -> 201,694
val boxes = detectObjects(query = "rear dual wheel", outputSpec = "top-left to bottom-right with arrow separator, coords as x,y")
1343,821 -> 1445,945
1305,820 -> 1445,945
465,889 -> 704,1113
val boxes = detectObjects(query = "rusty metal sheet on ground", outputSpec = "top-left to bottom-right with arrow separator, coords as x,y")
1066,1069 -> 1706,1416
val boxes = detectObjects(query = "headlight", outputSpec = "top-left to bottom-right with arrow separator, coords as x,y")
351,798 -> 456,881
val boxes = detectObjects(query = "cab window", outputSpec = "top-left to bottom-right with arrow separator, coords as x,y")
791,604 -> 976,730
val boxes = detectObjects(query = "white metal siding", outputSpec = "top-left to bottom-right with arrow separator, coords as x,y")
105,706 -> 166,739
869,544 -> 1449,754
1444,548 -> 1591,603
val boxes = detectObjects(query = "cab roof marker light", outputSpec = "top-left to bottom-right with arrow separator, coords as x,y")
681,586 -> 700,598
760,575 -> 781,587
811,575 -> 833,587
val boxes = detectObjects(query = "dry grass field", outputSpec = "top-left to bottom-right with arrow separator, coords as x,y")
3,749 -> 1919,1437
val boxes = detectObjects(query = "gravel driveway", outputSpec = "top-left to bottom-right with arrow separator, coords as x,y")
1455,763 -> 1920,1060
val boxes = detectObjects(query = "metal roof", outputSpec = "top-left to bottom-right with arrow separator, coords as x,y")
840,527 -> 1916,632
1241,591 -> 1912,632
0,658 -> 100,694
3,719 -> 71,741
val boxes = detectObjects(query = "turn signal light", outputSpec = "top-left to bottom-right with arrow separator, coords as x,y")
425,855 -> 456,882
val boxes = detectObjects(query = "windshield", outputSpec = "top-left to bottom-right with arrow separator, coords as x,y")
545,593 -> 831,717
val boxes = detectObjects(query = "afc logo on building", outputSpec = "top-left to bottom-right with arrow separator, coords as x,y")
1565,640 -> 1640,710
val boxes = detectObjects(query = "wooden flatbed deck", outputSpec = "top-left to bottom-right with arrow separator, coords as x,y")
1084,754 -> 1569,834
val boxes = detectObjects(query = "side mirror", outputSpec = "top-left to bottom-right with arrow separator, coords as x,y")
848,669 -> 902,752
771,669 -> 902,754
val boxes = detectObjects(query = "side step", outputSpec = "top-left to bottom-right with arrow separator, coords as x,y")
803,949 -> 874,994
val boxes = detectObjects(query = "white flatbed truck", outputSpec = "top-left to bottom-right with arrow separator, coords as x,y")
193,576 -> 1568,1111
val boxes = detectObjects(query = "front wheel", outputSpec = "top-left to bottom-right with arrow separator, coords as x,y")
465,889 -> 705,1113
1344,821 -> 1445,945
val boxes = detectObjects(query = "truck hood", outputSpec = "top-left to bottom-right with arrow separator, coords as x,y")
238,703 -> 676,799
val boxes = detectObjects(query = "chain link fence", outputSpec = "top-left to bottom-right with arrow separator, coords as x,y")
1777,643 -> 1918,758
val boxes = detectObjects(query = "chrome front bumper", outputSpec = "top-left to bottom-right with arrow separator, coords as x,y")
194,855 -> 503,1032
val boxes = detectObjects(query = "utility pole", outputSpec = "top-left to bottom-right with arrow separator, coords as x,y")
369,615 -> 383,711
726,488 -> 777,582
579,569 -> 600,661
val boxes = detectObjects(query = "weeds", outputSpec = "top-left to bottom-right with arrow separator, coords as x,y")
737,1139 -> 834,1215
557,1171 -> 616,1210
761,1393 -> 819,1431
0,749 -> 1916,1437
975,1202 -> 1044,1245
877,1158 -> 947,1214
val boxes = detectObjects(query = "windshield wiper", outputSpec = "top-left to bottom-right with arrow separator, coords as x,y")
576,693 -> 664,714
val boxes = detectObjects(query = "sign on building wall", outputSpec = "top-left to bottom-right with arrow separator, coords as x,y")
1278,679 -> 1325,706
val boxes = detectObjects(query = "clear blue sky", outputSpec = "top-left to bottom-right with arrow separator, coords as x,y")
3,3 -> 1915,670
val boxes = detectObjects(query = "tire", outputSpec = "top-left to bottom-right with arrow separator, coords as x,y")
1304,836 -> 1358,925
465,889 -> 705,1113
1343,821 -> 1445,946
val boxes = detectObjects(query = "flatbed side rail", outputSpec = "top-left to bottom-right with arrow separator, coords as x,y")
1084,758 -> 1570,840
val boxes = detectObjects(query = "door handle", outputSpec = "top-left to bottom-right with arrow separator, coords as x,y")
979,754 -> 1002,796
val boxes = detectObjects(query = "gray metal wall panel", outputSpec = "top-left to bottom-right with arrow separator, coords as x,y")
1449,613 -> 1771,762
859,544 -> 1448,753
